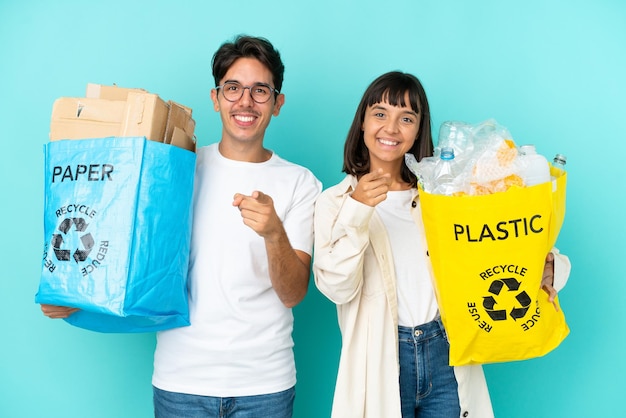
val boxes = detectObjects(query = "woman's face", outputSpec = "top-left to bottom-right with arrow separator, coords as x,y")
362,92 -> 421,170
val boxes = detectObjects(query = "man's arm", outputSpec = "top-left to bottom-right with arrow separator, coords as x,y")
264,231 -> 311,308
233,190 -> 310,308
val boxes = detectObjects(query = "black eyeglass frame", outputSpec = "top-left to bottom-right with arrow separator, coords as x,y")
215,81 -> 280,104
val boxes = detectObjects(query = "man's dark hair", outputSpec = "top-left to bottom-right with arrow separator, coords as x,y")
212,35 -> 285,94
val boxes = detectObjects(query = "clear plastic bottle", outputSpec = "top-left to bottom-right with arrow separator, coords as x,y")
553,154 -> 567,171
438,121 -> 472,157
550,153 -> 567,181
519,144 -> 550,186
432,147 -> 459,195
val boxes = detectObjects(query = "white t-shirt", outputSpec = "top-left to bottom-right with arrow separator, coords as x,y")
152,143 -> 322,397
375,190 -> 438,327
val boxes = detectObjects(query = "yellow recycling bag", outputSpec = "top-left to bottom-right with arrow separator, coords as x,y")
419,167 -> 568,366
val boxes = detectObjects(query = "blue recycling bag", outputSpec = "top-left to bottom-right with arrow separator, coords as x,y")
36,137 -> 195,333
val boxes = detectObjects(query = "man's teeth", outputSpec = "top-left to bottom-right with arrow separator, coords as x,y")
235,115 -> 255,122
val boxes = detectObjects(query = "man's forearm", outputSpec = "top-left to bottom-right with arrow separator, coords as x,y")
265,226 -> 311,308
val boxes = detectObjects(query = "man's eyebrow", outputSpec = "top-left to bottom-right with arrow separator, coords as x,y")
222,79 -> 272,86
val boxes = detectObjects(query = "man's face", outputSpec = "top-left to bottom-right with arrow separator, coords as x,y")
211,57 -> 284,147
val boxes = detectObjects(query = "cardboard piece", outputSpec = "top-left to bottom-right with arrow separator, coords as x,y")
85,83 -> 146,101
165,101 -> 196,152
50,98 -> 126,140
49,83 -> 196,152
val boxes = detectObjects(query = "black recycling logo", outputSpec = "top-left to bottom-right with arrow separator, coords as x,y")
482,278 -> 531,321
51,217 -> 94,263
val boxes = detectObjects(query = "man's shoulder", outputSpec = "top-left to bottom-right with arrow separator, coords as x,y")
195,143 -> 218,163
270,152 -> 306,169
196,142 -> 218,155
270,153 -> 320,181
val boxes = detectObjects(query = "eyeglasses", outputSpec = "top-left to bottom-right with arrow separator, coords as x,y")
216,81 -> 279,104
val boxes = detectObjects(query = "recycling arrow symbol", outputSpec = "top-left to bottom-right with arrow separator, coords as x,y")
51,217 -> 94,263
482,277 -> 531,321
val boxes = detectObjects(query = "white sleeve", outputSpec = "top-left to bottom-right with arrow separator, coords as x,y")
281,169 -> 322,255
551,247 -> 571,292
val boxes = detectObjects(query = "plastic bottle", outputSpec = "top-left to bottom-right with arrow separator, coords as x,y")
550,153 -> 567,181
519,144 -> 550,186
432,147 -> 459,195
438,121 -> 472,157
553,154 -> 567,171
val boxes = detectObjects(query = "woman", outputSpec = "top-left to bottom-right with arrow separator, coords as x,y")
312,71 -> 570,418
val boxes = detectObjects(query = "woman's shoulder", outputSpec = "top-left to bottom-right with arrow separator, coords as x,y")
321,175 -> 356,196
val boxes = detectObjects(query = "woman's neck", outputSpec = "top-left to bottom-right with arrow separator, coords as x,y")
370,161 -> 412,191
388,179 -> 413,191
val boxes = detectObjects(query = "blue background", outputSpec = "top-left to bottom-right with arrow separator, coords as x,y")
1,1 -> 624,417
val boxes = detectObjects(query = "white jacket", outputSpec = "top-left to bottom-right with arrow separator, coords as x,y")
313,175 -> 571,418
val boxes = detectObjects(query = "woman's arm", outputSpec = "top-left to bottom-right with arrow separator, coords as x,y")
313,192 -> 373,305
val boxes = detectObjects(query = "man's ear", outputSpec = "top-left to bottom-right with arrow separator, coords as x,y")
272,93 -> 285,117
210,89 -> 220,112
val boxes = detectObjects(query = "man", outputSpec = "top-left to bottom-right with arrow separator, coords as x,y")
151,35 -> 321,417
43,35 -> 322,417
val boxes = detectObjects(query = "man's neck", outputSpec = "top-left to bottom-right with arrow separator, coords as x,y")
218,140 -> 272,163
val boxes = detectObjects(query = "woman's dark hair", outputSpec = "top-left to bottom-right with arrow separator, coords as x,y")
211,35 -> 285,95
342,71 -> 433,186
